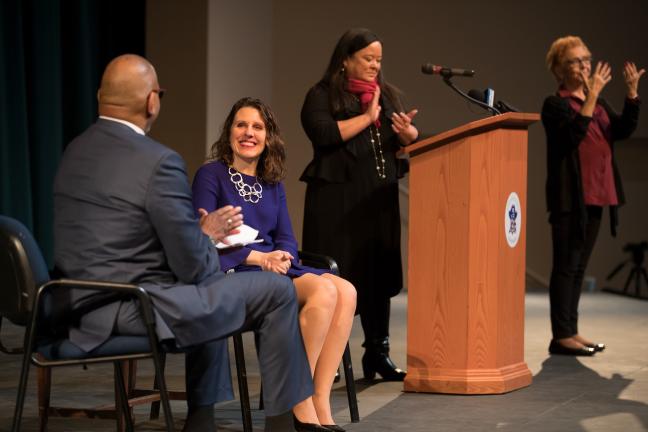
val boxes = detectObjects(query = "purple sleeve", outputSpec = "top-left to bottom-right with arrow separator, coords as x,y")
191,163 -> 252,271
192,164 -> 220,215
273,183 -> 299,259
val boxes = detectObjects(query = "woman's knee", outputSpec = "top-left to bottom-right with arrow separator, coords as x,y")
310,277 -> 338,309
336,279 -> 357,308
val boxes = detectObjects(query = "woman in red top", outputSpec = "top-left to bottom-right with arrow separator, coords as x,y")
542,36 -> 644,356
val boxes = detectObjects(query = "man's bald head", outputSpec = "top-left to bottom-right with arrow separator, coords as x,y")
98,54 -> 160,127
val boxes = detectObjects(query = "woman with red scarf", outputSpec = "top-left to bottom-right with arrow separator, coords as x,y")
542,36 -> 643,356
300,28 -> 418,381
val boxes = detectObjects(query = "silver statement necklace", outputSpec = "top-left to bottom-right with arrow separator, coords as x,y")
369,126 -> 386,179
228,166 -> 263,203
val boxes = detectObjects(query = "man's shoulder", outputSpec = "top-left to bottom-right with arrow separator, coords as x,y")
83,119 -> 178,161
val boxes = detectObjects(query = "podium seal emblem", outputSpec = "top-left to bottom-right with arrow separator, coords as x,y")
504,192 -> 521,248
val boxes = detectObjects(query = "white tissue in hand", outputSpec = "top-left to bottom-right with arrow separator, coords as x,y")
215,224 -> 263,249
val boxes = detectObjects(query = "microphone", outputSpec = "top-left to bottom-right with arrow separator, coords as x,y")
421,63 -> 475,78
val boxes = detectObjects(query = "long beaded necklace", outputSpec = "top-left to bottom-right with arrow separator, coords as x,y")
228,166 -> 263,203
369,126 -> 387,179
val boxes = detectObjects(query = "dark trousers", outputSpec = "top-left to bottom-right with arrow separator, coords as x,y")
357,290 -> 391,344
115,273 -> 312,416
548,206 -> 602,340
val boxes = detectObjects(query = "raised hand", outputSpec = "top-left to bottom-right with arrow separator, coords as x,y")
623,61 -> 645,99
198,205 -> 243,243
365,86 -> 382,124
583,61 -> 612,97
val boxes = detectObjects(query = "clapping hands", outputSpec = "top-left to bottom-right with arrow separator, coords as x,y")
391,109 -> 418,135
583,60 -> 644,100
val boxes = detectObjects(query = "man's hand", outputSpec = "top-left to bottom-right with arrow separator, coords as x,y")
198,205 -> 243,243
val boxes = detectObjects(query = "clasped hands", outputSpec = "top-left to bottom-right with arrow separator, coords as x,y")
258,250 -> 294,274
583,60 -> 645,99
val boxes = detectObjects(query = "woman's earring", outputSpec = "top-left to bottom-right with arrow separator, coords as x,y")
341,66 -> 345,73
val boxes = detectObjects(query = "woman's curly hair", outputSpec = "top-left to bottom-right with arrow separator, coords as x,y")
209,97 -> 286,184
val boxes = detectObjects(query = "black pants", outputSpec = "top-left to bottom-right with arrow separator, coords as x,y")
548,206 -> 602,340
357,289 -> 391,344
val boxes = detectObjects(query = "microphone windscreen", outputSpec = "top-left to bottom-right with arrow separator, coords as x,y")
421,63 -> 438,74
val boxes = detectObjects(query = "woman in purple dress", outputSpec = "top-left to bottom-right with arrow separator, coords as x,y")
193,97 -> 356,432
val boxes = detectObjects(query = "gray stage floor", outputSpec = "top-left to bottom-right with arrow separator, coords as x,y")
1,290 -> 647,431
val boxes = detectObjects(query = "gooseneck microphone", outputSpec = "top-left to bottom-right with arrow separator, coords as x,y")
422,62 -> 500,115
421,63 -> 475,78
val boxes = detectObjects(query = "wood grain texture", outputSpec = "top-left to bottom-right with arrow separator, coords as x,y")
405,113 -> 536,394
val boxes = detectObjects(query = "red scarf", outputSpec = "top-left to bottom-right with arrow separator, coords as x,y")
346,78 -> 381,127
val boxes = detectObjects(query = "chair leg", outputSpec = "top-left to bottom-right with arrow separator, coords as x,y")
150,353 -> 167,420
12,325 -> 36,432
342,343 -> 359,423
148,345 -> 174,432
233,333 -> 253,432
114,361 -> 135,432
37,364 -> 52,432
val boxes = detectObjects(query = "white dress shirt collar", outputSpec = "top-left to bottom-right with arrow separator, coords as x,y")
99,116 -> 145,136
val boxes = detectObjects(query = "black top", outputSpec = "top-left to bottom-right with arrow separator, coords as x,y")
541,94 -> 640,235
300,81 -> 407,184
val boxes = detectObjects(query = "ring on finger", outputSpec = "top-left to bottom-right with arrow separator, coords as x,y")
226,218 -> 233,227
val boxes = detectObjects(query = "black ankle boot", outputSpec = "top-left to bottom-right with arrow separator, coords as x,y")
361,337 -> 406,381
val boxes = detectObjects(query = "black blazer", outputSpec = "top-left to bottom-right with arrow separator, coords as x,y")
541,94 -> 640,235
300,81 -> 407,183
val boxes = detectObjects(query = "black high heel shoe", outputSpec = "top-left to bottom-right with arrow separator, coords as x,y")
548,340 -> 595,356
322,425 -> 346,432
362,337 -> 407,381
293,415 -> 330,432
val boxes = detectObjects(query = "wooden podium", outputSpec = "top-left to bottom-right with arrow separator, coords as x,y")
402,112 -> 539,394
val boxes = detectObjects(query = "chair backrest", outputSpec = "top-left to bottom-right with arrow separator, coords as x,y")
0,216 -> 50,326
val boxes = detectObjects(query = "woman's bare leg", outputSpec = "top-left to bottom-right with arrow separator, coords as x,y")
291,273 -> 337,424
311,274 -> 356,425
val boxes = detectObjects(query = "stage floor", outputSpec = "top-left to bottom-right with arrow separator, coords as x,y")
1,290 -> 647,431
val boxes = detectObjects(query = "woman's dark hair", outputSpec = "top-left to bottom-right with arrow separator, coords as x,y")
320,27 -> 402,115
209,97 -> 286,184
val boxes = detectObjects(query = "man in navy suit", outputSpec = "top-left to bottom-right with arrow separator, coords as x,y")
54,54 -> 313,431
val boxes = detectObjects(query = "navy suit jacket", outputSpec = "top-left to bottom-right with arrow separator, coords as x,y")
54,119 -> 245,351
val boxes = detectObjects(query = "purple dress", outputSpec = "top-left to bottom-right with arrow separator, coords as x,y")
192,160 -> 326,278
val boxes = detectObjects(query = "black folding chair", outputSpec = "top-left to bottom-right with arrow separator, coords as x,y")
0,215 -> 174,432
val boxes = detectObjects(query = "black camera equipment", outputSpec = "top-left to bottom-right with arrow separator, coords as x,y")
604,241 -> 648,300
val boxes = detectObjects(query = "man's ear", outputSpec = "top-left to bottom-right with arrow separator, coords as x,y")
146,92 -> 156,117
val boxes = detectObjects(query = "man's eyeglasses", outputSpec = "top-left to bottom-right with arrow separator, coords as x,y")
151,88 -> 166,99
565,56 -> 592,67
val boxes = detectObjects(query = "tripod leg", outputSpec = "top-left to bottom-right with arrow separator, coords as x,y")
636,268 -> 642,298
641,268 -> 648,297
623,268 -> 637,294
607,260 -> 629,281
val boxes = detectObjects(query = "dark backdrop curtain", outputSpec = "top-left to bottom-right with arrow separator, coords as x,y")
0,0 -> 145,267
